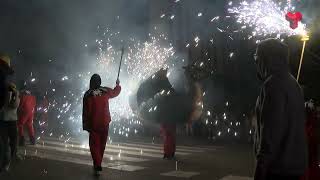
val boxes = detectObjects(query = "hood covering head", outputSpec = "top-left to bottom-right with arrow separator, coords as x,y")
256,39 -> 289,81
90,74 -> 101,89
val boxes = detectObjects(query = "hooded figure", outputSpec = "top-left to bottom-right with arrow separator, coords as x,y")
82,74 -> 121,176
253,39 -> 307,180
0,54 -> 17,172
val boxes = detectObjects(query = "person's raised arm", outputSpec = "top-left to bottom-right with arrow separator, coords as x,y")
108,79 -> 121,98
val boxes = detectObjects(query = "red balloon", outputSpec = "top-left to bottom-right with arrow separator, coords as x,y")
285,11 -> 303,29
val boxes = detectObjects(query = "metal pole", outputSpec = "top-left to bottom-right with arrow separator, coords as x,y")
117,47 -> 124,81
296,40 -> 307,82
296,34 -> 310,82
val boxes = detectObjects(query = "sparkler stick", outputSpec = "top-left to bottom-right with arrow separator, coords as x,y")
296,34 -> 309,82
117,47 -> 125,82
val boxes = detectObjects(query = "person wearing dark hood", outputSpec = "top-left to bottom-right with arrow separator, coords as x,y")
83,74 -> 121,176
0,53 -> 17,172
253,39 -> 307,180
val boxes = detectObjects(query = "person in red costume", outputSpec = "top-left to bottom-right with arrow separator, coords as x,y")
83,74 -> 121,176
301,100 -> 320,180
160,123 -> 176,159
18,82 -> 37,146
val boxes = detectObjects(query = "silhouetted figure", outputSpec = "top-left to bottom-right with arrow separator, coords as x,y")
83,74 -> 121,176
0,53 -> 16,172
253,39 -> 307,180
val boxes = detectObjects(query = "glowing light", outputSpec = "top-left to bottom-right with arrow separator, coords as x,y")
228,0 -> 307,38
194,36 -> 200,43
47,28 -> 177,141
210,16 -> 220,22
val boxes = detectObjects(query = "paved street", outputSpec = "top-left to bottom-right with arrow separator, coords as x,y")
0,136 -> 255,180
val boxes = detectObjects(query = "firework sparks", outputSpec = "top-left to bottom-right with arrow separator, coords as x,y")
29,26 -> 177,144
210,16 -> 220,22
59,29 -> 176,141
228,0 -> 307,38
125,38 -> 173,80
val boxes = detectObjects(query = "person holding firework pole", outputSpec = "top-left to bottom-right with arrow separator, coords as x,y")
83,48 -> 123,176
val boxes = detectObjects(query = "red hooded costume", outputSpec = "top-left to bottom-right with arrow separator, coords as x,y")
83,84 -> 121,169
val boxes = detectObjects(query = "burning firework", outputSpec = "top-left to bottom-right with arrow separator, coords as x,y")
228,0 -> 307,38
37,27 -> 178,143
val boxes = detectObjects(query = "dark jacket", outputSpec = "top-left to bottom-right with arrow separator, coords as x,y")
254,43 -> 308,178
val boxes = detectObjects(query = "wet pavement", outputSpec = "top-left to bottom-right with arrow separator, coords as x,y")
0,136 -> 254,180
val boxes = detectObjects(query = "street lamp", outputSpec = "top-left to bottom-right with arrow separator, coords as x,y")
296,34 -> 310,82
